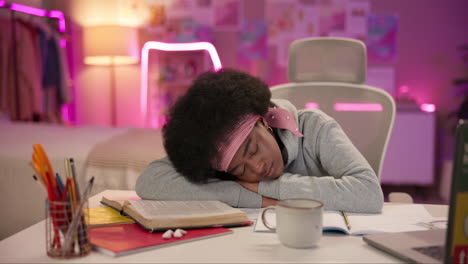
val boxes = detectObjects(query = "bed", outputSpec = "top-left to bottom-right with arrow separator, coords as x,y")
0,121 -> 166,240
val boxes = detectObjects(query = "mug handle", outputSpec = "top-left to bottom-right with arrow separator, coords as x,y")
261,206 -> 276,231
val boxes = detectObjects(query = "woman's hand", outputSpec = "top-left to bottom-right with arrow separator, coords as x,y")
237,181 -> 259,193
237,181 -> 278,207
261,196 -> 278,207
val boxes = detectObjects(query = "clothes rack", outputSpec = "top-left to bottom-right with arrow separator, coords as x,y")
0,1 -> 70,123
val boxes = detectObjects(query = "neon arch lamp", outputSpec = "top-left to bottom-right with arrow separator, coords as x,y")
140,41 -> 222,123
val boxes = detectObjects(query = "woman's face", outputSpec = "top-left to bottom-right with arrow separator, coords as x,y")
227,118 -> 284,182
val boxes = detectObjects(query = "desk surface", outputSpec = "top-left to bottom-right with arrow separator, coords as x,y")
0,190 -> 448,263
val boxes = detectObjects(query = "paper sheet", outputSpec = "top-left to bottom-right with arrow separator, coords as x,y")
240,208 -> 261,222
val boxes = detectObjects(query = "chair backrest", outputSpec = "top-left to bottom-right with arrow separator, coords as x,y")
270,37 -> 395,179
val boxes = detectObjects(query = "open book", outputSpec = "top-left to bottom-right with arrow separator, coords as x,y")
101,197 -> 251,232
255,204 -> 443,235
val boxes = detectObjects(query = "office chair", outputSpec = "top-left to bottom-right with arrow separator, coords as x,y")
270,37 -> 396,183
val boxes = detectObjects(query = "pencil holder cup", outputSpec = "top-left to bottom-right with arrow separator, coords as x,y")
45,199 -> 91,258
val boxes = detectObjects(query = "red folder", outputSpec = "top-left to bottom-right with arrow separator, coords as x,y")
88,223 -> 232,257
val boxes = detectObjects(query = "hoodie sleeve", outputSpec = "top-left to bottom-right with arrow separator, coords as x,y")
258,113 -> 384,213
136,157 -> 262,208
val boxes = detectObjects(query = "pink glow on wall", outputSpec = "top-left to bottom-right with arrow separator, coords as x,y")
420,103 -> 436,113
305,102 -> 319,109
0,1 -> 6,7
140,41 -> 222,121
399,85 -> 409,94
334,103 -> 383,112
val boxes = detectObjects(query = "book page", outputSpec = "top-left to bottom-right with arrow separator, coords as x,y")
127,200 -> 241,219
323,211 -> 348,233
101,197 -> 128,211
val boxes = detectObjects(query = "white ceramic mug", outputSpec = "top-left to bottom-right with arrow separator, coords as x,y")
261,198 -> 323,248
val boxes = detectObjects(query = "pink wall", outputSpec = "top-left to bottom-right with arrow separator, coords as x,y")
371,0 -> 468,167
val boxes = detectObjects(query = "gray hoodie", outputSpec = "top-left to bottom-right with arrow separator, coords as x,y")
136,99 -> 384,213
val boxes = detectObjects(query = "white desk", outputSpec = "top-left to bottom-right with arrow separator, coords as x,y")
0,190 -> 448,263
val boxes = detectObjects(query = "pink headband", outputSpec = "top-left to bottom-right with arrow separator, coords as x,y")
211,108 -> 303,172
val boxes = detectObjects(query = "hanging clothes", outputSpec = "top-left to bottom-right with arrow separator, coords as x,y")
0,13 -> 41,121
0,9 -> 71,123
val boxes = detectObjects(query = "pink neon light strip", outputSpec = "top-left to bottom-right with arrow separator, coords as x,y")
10,3 -> 47,16
420,103 -> 436,113
47,10 -> 66,47
305,102 -> 319,109
140,41 -> 222,118
334,103 -> 383,112
48,10 -> 66,33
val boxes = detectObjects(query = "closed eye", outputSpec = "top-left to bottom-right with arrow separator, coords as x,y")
251,143 -> 258,156
241,144 -> 259,177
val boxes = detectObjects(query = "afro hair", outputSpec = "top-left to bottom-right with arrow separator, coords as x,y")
162,68 -> 271,183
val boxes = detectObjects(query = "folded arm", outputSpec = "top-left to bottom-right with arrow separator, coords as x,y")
136,157 -> 263,208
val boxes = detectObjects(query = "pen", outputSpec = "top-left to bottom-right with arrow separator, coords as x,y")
62,176 -> 94,253
69,158 -> 81,200
341,211 -> 351,231
55,173 -> 65,193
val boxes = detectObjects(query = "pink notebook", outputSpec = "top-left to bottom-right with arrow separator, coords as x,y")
88,223 -> 232,257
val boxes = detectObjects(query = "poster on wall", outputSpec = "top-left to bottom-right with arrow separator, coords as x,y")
165,0 -> 194,18
318,0 -> 347,36
191,0 -> 214,26
143,0 -> 213,28
366,14 -> 398,62
345,0 -> 369,39
164,0 -> 214,26
366,66 -> 396,96
164,17 -> 213,42
296,0 -> 320,39
213,0 -> 241,30
145,0 -> 168,27
265,0 -> 297,45
238,20 -> 268,64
